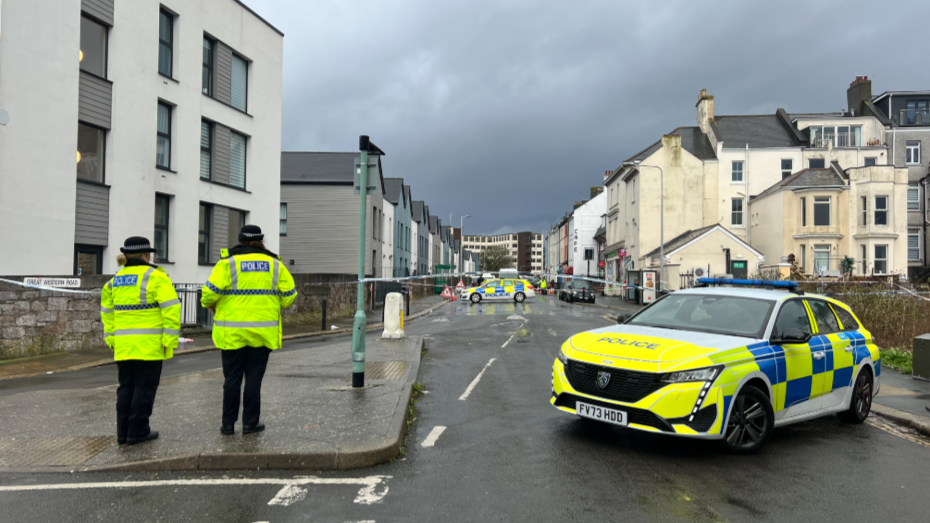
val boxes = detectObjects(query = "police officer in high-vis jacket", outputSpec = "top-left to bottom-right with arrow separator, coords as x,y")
101,237 -> 181,445
202,225 -> 297,435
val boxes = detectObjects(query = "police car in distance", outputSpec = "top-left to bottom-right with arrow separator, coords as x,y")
551,278 -> 880,453
462,279 -> 536,303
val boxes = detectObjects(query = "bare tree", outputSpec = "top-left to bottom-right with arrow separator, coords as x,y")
480,246 -> 514,272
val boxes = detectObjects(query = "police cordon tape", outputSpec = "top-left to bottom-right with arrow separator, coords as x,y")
0,277 -> 100,295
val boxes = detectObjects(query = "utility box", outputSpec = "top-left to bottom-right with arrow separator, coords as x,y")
913,334 -> 930,379
382,292 -> 405,339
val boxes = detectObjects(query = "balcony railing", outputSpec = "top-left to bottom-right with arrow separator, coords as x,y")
809,132 -> 873,148
893,108 -> 930,126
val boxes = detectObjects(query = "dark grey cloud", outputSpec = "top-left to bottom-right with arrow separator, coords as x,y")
248,0 -> 930,234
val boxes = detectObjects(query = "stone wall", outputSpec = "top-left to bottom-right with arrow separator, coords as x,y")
0,276 -> 109,360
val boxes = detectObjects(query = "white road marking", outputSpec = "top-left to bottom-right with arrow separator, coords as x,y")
268,485 -> 307,506
421,426 -> 447,447
0,475 -> 392,505
459,358 -> 496,401
506,315 -> 525,320
500,321 -> 526,348
547,328 -> 557,337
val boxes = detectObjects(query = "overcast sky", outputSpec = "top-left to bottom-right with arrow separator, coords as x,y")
248,0 -> 930,235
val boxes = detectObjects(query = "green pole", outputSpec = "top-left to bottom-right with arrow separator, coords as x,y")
352,136 -> 370,388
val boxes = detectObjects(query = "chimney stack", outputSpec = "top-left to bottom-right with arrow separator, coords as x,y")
590,186 -> 604,199
847,76 -> 872,116
696,89 -> 715,133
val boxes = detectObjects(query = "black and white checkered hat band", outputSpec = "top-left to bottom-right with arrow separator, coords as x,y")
242,232 -> 262,238
124,243 -> 152,252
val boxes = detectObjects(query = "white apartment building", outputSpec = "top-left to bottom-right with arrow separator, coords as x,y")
382,194 -> 395,278
0,0 -> 283,282
569,193 -> 606,277
462,232 -> 542,273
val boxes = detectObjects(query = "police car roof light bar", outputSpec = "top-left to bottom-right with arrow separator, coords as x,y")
696,277 -> 804,295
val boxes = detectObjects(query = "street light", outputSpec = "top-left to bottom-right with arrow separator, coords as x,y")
461,215 -> 471,274
622,160 -> 665,293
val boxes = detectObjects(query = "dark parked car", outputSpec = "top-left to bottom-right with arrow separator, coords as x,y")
559,279 -> 596,304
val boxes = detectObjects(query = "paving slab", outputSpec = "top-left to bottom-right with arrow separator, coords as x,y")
0,336 -> 424,472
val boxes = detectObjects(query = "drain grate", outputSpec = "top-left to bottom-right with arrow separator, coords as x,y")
346,361 -> 409,381
0,437 -> 113,468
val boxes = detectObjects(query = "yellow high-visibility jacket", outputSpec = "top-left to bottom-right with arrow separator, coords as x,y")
540,279 -> 548,289
101,263 -> 181,361
201,249 -> 297,350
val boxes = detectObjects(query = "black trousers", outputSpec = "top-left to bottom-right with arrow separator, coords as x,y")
116,360 -> 163,440
221,346 -> 271,427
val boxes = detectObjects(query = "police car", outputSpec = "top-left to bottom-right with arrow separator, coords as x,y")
463,279 -> 536,304
551,278 -> 880,454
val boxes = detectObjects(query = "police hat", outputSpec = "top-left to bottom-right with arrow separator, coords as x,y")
120,236 -> 157,254
239,224 -> 264,242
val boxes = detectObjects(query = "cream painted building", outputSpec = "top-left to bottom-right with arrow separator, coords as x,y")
751,165 -> 908,277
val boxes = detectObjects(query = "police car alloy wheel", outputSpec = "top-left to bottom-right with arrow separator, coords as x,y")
514,292 -> 525,303
839,370 -> 872,424
721,385 -> 773,454
470,293 -> 482,304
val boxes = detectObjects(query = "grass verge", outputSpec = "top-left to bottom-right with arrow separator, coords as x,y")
880,348 -> 913,374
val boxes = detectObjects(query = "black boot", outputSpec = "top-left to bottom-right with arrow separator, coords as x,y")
242,423 -> 265,434
117,416 -> 129,445
126,430 -> 159,446
221,424 -> 235,435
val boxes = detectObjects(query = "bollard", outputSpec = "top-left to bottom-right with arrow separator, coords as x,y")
405,287 -> 411,319
914,334 -> 930,379
382,292 -> 406,339
321,300 -> 327,332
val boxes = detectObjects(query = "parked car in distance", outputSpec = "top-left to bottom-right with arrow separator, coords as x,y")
560,279 -> 596,304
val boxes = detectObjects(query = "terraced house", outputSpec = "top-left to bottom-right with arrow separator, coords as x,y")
0,0 -> 284,282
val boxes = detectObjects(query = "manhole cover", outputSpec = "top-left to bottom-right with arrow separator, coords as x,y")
345,361 -> 409,381
0,437 -> 113,468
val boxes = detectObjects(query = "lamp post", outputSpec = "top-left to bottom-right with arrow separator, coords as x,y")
622,161 -> 664,292
460,215 -> 471,274
352,135 -> 384,388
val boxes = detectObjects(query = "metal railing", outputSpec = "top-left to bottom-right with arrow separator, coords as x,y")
810,132 -> 865,148
174,284 -> 211,328
893,108 -> 930,126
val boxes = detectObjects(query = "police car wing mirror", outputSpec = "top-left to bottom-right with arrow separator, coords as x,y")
773,328 -> 811,344
616,313 -> 633,324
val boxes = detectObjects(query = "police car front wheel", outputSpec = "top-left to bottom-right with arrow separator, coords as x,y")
514,292 -> 525,303
720,385 -> 774,455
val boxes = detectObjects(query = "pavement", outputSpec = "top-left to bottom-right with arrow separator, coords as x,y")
871,367 -> 930,437
0,293 -> 450,381
0,334 -> 424,472
2,293 -> 930,521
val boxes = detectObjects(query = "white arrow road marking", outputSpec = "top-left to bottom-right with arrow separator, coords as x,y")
421,426 -> 447,447
548,328 -> 557,337
459,358 -> 496,401
501,321 -> 526,348
0,476 -> 392,506
267,485 -> 307,506
506,315 -> 525,320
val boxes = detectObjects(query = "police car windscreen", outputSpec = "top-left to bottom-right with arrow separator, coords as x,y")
628,294 -> 775,339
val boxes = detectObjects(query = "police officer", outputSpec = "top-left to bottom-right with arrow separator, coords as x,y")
202,225 -> 297,435
539,277 -> 548,295
101,237 -> 180,445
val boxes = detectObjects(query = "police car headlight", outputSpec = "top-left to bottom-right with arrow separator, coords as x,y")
661,365 -> 723,383
557,343 -> 570,365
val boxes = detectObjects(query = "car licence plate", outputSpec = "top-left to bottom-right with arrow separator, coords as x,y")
576,401 -> 628,426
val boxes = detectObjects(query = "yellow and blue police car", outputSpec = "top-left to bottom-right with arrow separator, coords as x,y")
463,279 -> 536,304
551,278 -> 880,453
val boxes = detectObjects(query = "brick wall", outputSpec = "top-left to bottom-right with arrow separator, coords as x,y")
0,276 -> 109,360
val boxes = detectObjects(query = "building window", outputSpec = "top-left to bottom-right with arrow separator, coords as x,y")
864,157 -> 877,166
874,245 -> 888,274
813,245 -> 830,274
860,245 -> 867,274
230,131 -> 247,189
202,37 -> 214,96
861,196 -> 867,226
154,194 -> 170,262
731,161 -> 744,182
908,183 -> 920,210
809,125 -> 862,147
906,141 -> 921,165
200,121 -> 212,180
800,244 -> 806,273
77,123 -> 105,183
80,16 -> 107,78
908,228 -> 920,261
156,102 -> 172,169
874,196 -> 888,226
813,197 -> 830,226
231,55 -> 248,112
781,159 -> 792,180
809,158 -> 826,169
199,204 -> 212,264
158,10 -> 173,77
800,197 -> 807,226
731,198 -> 744,226
228,209 -> 245,247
